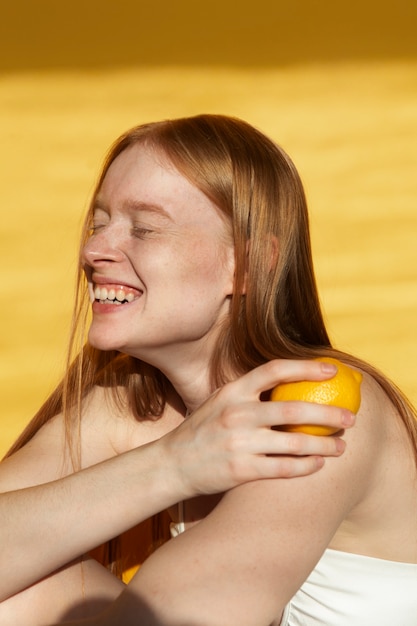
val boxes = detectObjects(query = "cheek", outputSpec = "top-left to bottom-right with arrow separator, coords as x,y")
180,245 -> 233,297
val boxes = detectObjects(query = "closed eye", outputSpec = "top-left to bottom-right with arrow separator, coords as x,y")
90,206 -> 110,235
89,223 -> 107,235
131,226 -> 154,238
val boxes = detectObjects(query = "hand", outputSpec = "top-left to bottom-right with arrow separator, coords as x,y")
159,359 -> 355,498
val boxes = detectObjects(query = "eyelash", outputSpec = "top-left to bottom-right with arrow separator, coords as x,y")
131,226 -> 153,238
89,224 -> 105,234
87,223 -> 154,238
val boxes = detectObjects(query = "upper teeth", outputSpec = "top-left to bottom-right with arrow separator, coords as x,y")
94,286 -> 135,303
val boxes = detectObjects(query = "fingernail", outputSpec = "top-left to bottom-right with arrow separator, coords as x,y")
342,411 -> 355,427
315,456 -> 325,469
321,362 -> 337,374
335,438 -> 346,453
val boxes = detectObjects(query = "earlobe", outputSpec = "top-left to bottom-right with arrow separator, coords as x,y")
225,246 -> 238,297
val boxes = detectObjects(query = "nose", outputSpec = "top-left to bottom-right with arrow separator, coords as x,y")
82,229 -> 126,268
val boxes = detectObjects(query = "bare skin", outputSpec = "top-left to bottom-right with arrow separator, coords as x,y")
2,142 -> 415,625
0,361 -> 349,625
58,143 -> 415,625
57,370 -> 417,626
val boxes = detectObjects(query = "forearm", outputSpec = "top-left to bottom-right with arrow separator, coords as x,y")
1,360 -> 353,601
0,440 -> 180,601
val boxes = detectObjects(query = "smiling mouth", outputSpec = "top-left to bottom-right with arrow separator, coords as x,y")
94,285 -> 140,305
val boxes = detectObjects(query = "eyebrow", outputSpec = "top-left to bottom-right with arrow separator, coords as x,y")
124,199 -> 172,220
92,198 -> 172,221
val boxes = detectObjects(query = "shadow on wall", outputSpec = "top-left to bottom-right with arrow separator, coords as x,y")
1,0 -> 417,72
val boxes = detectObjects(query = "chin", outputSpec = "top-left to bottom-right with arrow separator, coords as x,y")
87,329 -> 126,353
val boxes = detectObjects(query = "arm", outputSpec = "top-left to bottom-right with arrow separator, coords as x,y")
76,364 -> 379,626
0,439 -> 183,601
0,359 -> 349,600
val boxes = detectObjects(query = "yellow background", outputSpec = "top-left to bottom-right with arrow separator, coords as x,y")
1,1 -> 417,456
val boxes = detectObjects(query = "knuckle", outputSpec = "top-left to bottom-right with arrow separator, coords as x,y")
265,359 -> 285,380
275,456 -> 313,478
274,456 -> 296,478
280,401 -> 301,423
286,432 -> 305,455
219,404 -> 241,430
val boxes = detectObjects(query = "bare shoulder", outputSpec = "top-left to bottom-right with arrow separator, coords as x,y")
332,368 -> 417,559
356,369 -> 403,431
0,411 -> 71,491
0,386 -> 133,490
0,385 -> 184,492
82,385 -> 184,456
351,368 -> 416,465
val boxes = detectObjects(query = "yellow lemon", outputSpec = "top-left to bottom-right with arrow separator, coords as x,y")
270,357 -> 363,435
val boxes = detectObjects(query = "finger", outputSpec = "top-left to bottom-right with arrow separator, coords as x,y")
269,430 -> 346,457
250,455 -> 326,479
237,400 -> 355,431
243,425 -> 346,457
231,359 -> 338,400
270,400 -> 356,429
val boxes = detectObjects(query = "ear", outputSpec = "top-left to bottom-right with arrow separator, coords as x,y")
240,235 -> 279,295
224,243 -> 238,297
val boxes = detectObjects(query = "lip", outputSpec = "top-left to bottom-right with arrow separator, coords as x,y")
92,274 -> 142,292
91,298 -> 139,313
89,274 -> 143,309
91,286 -> 143,313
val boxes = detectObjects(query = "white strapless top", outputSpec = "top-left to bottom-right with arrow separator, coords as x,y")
280,548 -> 417,625
170,504 -> 417,624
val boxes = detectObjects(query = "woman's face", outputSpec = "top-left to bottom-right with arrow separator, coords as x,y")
82,143 -> 235,378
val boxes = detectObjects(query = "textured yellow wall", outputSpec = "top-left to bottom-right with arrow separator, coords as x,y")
1,2 -> 417,456
1,0 -> 417,70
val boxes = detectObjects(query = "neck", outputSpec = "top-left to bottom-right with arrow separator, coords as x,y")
171,369 -> 215,415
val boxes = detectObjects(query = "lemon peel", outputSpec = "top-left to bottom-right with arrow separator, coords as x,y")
270,357 -> 363,435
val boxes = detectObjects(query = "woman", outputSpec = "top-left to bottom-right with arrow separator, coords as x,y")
0,118 -> 349,624
0,364 -> 344,622
3,114 -> 417,625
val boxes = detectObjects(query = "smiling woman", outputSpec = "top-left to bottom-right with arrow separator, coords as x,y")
1,114 -> 416,626
84,143 -> 235,394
